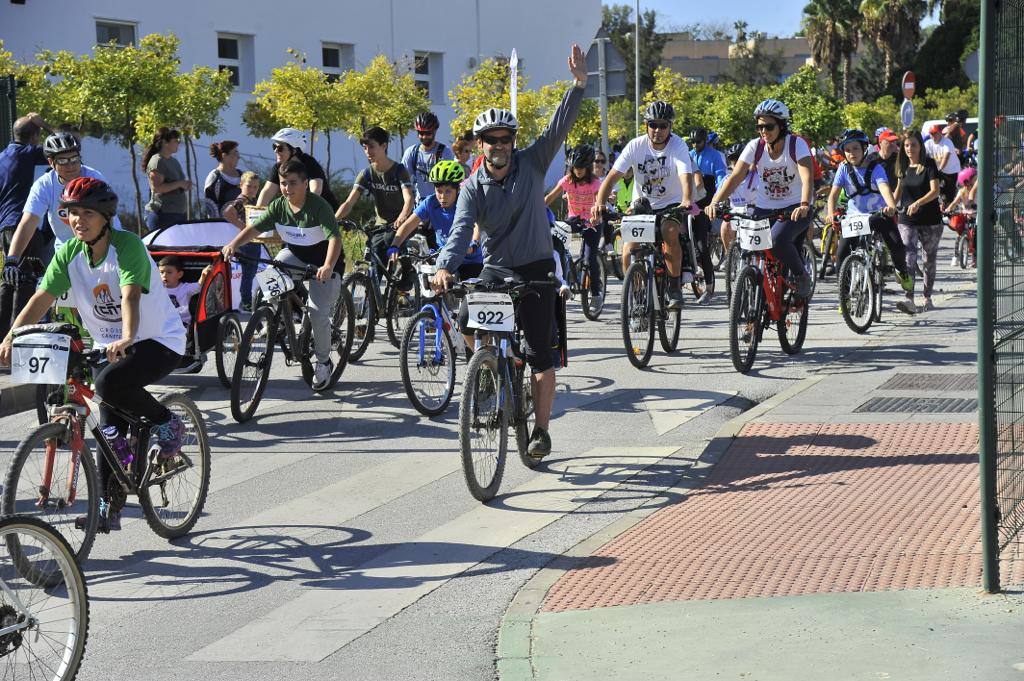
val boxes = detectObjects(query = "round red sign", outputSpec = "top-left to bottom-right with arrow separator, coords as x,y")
902,71 -> 916,100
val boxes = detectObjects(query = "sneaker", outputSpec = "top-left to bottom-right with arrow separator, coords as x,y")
895,269 -> 914,293
696,290 -> 713,306
921,297 -> 936,312
78,499 -> 121,533
527,426 -> 552,460
591,292 -> 604,308
312,358 -> 333,391
791,275 -> 812,299
896,298 -> 917,315
666,286 -> 685,310
949,255 -> 959,268
154,414 -> 186,461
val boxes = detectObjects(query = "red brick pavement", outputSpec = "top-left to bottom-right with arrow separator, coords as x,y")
542,422 -> 1024,611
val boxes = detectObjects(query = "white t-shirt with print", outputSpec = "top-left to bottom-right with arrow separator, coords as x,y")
738,135 -> 811,210
612,134 -> 695,210
23,166 -> 123,246
925,137 -> 961,175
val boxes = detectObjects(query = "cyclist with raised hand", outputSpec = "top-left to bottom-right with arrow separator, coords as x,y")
0,178 -> 186,532
826,129 -> 912,299
256,128 -> 340,210
223,159 -> 344,390
706,98 -> 815,299
545,144 -> 605,307
592,101 -> 695,310
431,43 -> 588,460
403,112 -> 455,206
336,126 -> 415,282
688,127 -> 727,303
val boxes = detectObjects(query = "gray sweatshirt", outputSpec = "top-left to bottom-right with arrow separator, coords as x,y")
437,84 -> 585,272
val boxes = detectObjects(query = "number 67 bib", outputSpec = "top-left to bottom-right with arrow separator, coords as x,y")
11,332 -> 71,385
466,292 -> 514,332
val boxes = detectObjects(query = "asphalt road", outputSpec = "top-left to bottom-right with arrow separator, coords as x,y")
0,236 -> 974,681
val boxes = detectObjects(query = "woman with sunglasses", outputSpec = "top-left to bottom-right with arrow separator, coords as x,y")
255,128 -> 340,211
706,98 -> 815,299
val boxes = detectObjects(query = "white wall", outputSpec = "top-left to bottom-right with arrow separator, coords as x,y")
1,0 -> 601,209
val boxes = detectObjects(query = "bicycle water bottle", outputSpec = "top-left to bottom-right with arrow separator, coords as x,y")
101,425 -> 134,467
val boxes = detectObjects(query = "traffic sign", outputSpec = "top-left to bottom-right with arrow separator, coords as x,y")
902,71 -> 916,100
901,99 -> 915,129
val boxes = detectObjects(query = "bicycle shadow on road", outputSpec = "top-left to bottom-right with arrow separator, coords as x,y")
81,523 -> 615,601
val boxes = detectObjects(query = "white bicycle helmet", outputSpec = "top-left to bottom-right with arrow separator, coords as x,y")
473,108 -> 519,136
271,127 -> 308,151
753,99 -> 791,122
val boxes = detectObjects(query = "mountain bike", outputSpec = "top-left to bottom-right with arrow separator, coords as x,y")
399,251 -> 467,416
341,221 -> 423,359
553,217 -> 608,321
0,515 -> 89,679
724,208 -> 810,374
4,323 -> 211,566
455,277 -> 556,502
836,210 -> 890,334
619,214 -> 681,369
230,255 -> 354,422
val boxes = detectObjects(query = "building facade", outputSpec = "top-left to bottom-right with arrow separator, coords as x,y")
661,33 -> 813,84
1,0 -> 601,208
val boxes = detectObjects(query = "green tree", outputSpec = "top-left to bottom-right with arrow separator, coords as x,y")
337,54 -> 429,148
771,65 -> 844,143
602,4 -> 667,98
607,97 -> 640,148
913,0 -> 978,90
916,83 -> 978,124
859,0 -> 927,95
842,97 -> 900,133
242,100 -> 286,139
801,0 -> 861,102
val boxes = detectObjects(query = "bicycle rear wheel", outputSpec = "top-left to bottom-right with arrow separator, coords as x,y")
724,241 -> 741,303
610,230 -> 624,279
621,261 -> 655,368
657,272 -> 681,352
819,226 -> 836,279
957,233 -> 971,269
344,271 -> 376,361
139,393 -> 211,539
0,515 -> 89,680
215,313 -> 243,390
838,254 -> 875,334
458,348 -> 508,502
580,257 -> 608,321
710,233 -> 726,271
729,265 -> 762,374
299,284 -> 356,391
777,291 -> 809,355
230,305 -> 277,423
400,309 -> 456,416
2,423 -> 100,567
802,240 -> 818,298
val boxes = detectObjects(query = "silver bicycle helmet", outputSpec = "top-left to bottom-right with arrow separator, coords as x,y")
43,132 -> 81,158
753,98 -> 791,122
472,108 -> 519,136
643,101 -> 675,123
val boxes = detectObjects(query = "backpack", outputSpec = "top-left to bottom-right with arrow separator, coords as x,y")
843,159 -> 882,198
745,134 -> 822,189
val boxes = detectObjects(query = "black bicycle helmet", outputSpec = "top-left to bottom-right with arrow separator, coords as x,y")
945,112 -> 959,123
414,111 -> 440,132
688,127 -> 708,144
568,144 -> 596,168
726,142 -> 746,161
643,101 -> 675,123
838,128 -> 869,150
43,132 -> 81,158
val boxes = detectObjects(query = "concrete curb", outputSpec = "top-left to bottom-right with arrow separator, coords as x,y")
495,376 -> 824,681
0,379 -> 36,419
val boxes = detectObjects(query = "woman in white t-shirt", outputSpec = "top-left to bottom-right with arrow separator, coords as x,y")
706,99 -> 815,298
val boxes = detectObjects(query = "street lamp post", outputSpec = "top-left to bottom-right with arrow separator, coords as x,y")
635,0 -> 640,134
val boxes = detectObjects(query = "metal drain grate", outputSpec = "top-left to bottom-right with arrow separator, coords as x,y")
877,373 -> 977,391
854,397 -> 978,413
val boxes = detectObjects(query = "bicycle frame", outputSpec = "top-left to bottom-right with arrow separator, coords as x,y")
416,295 -> 465,363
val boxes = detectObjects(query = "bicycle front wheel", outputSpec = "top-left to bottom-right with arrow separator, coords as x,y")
386,279 -> 421,348
802,240 -> 818,298
513,366 -> 539,470
458,348 -> 508,502
610,230 -> 624,280
729,265 -> 762,374
710,234 -> 726,271
819,226 -> 836,279
657,272 -> 681,352
215,313 -> 243,390
777,291 -> 809,355
2,422 -> 100,567
344,271 -> 377,361
230,305 -> 277,423
0,515 -> 89,681
724,241 -> 741,303
400,310 -> 456,416
580,257 -> 608,321
621,261 -> 655,368
838,254 -> 875,334
139,393 -> 211,539
299,284 -> 356,392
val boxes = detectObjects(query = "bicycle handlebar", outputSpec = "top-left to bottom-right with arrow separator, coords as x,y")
446,274 -> 559,298
230,253 -> 318,279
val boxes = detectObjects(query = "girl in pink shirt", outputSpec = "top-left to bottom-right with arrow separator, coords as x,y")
545,145 -> 604,300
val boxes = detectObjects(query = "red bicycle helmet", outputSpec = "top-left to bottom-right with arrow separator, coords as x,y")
60,177 -> 118,218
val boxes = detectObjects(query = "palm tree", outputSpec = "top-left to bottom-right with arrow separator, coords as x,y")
860,0 -> 928,92
802,0 -> 861,101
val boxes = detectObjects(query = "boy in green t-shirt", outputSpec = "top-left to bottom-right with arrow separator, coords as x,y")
223,159 -> 343,391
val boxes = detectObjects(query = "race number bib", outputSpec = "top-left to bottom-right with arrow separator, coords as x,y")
621,214 -> 656,243
466,292 -> 514,332
274,223 -> 326,247
11,333 -> 71,385
255,266 -> 295,301
841,214 -> 872,239
734,218 -> 773,252
551,221 -> 572,247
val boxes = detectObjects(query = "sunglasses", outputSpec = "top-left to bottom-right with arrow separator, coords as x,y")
755,123 -> 778,132
481,133 -> 515,146
53,156 -> 82,166
272,143 -> 289,152
647,121 -> 669,130
417,130 -> 435,136
594,159 -> 607,164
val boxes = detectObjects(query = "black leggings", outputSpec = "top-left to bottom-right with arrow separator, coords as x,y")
95,339 -> 181,486
688,212 -> 715,292
835,214 -> 908,275
480,260 -> 557,374
578,226 -> 603,294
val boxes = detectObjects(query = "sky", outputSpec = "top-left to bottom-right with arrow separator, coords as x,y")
639,0 -> 810,38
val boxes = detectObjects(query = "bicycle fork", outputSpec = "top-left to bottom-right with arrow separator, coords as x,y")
38,409 -> 87,509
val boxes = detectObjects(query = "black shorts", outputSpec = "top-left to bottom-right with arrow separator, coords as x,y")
476,259 -> 557,374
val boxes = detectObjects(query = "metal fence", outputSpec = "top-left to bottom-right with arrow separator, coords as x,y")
0,76 -> 16,148
979,0 -> 1024,592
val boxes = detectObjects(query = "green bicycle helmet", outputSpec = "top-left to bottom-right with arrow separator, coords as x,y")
428,160 -> 466,185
